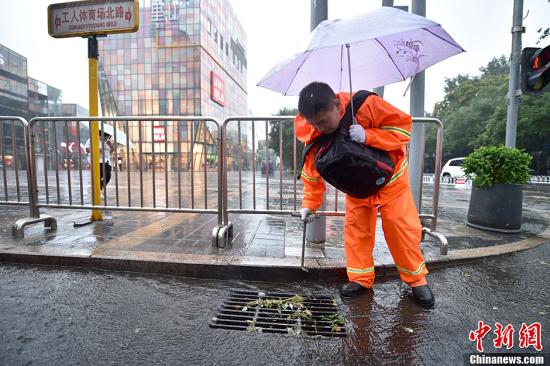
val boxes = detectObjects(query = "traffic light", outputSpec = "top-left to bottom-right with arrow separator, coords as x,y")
521,45 -> 550,96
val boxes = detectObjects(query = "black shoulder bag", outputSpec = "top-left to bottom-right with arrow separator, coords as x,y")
301,91 -> 395,199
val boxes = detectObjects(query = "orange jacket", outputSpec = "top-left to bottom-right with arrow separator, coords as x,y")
295,92 -> 412,209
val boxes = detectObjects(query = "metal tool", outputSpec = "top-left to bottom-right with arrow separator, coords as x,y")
300,219 -> 309,272
291,211 -> 317,272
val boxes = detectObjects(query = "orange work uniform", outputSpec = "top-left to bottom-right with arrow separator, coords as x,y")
295,92 -> 428,288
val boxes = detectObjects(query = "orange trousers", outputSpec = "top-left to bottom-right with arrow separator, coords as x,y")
343,186 -> 428,288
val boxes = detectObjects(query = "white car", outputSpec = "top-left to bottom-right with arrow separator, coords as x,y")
442,157 -> 465,179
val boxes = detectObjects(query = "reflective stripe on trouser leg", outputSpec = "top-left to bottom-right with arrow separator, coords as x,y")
380,186 -> 428,285
344,196 -> 378,288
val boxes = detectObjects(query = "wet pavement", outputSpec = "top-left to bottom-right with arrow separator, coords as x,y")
0,170 -> 549,280
1,243 -> 548,365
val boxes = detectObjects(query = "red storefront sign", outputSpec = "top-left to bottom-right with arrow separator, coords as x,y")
210,71 -> 225,106
153,126 -> 166,142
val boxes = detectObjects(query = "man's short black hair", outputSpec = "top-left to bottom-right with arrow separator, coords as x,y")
298,82 -> 337,120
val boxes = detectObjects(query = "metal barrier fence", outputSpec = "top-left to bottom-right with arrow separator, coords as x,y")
0,116 -> 30,206
10,116 -> 226,242
220,117 -> 448,254
4,114 -> 448,255
1,116 -> 56,235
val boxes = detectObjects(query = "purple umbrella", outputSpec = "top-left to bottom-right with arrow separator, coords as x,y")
257,7 -> 465,99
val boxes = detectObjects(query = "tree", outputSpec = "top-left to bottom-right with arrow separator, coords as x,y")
536,0 -> 549,44
430,55 -> 550,174
479,56 -> 509,77
267,107 -> 304,171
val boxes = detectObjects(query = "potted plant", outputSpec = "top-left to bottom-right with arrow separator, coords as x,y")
462,145 -> 532,233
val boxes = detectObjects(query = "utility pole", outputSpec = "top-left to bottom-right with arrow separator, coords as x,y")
307,0 -> 328,243
373,0 -> 395,97
505,0 -> 524,148
409,0 -> 426,211
310,0 -> 328,31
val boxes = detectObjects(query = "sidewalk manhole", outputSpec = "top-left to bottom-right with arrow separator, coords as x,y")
209,290 -> 346,337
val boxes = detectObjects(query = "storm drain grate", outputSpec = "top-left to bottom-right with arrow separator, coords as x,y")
209,290 -> 346,337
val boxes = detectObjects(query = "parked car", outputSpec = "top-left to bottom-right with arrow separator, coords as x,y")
442,157 -> 465,179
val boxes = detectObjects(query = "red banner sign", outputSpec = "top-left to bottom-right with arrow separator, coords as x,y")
210,71 -> 225,106
153,126 -> 166,142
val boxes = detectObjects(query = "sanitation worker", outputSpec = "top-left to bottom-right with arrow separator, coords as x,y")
296,82 -> 434,308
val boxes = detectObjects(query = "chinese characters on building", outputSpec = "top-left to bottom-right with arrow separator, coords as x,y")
151,0 -> 183,29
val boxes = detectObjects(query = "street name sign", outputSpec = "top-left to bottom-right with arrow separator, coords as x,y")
48,0 -> 139,38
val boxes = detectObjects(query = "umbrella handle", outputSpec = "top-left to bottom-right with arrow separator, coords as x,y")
345,44 -> 357,125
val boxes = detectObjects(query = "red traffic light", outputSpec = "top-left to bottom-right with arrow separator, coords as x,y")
521,45 -> 550,96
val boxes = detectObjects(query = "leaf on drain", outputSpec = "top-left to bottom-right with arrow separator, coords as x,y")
322,313 -> 347,333
288,309 -> 312,320
246,320 -> 258,332
287,325 -> 303,336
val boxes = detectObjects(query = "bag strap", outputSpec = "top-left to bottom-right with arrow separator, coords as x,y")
297,90 -> 375,178
339,90 -> 375,130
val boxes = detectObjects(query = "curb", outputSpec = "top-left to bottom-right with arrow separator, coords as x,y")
0,233 -> 548,282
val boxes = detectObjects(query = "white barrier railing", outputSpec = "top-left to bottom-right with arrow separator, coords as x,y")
423,175 -> 550,186
530,176 -> 550,185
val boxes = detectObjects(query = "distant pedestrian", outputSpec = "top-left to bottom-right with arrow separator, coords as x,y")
85,131 -> 113,189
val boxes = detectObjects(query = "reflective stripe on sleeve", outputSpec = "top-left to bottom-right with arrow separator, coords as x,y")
301,171 -> 320,182
387,159 -> 408,185
380,126 -> 411,138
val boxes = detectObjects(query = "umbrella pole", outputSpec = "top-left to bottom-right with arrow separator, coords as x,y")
345,44 -> 356,125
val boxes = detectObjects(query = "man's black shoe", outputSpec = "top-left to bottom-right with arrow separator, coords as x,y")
340,282 -> 369,298
412,285 -> 435,308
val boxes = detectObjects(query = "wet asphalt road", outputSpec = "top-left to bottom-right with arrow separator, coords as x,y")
1,244 -> 549,366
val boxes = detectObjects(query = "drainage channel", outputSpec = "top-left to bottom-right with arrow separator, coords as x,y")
209,290 -> 346,337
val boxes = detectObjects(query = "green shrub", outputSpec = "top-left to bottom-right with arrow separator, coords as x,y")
462,145 -> 532,188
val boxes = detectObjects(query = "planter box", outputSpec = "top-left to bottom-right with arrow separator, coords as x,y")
467,184 -> 523,233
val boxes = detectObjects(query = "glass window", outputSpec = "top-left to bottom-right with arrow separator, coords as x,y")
450,159 -> 463,167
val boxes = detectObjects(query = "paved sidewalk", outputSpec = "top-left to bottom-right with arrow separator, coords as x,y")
0,184 -> 549,281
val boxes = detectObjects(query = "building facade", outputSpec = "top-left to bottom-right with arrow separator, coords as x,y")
0,44 -> 28,119
1,44 -> 72,169
97,0 -> 248,170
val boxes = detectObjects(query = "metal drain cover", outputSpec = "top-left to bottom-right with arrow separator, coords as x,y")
209,290 -> 346,337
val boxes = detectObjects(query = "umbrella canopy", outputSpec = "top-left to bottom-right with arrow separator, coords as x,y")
84,123 -> 134,149
257,7 -> 465,96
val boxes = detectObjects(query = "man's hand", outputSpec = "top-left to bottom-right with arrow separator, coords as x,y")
300,208 -> 315,223
349,124 -> 366,144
